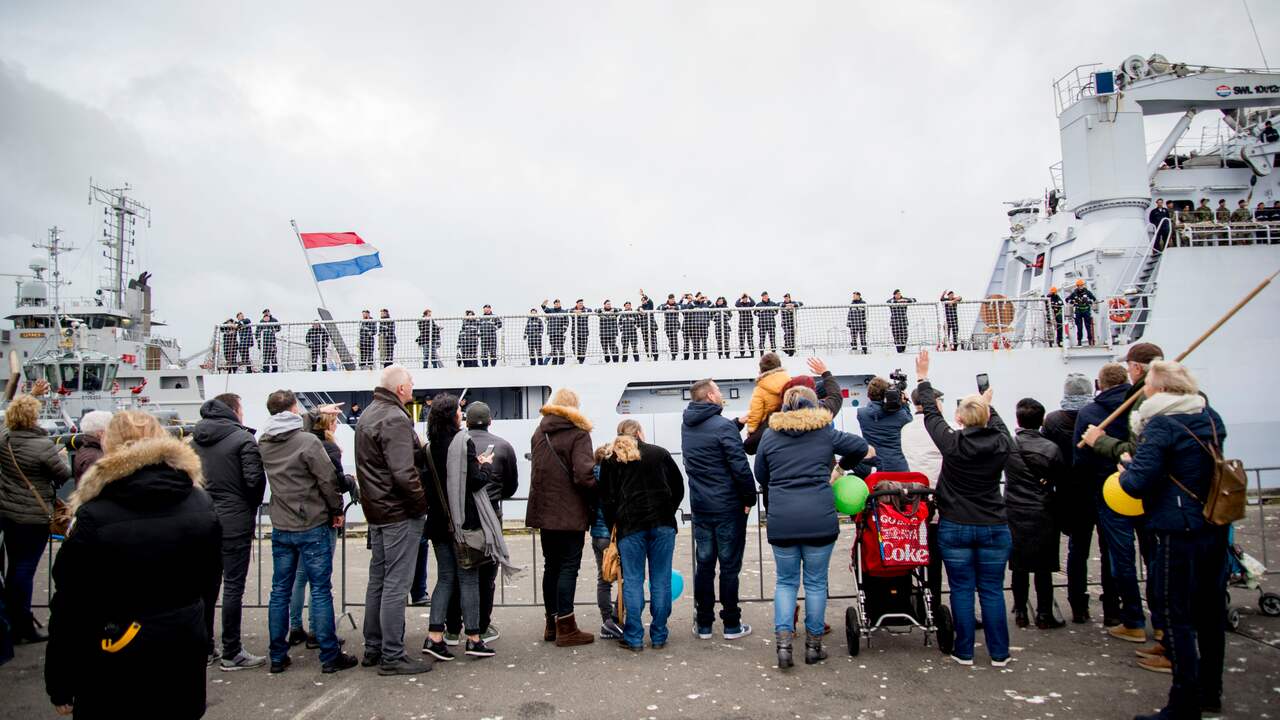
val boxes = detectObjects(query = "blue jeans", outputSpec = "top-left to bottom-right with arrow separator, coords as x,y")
410,533 -> 430,601
618,526 -> 676,647
938,520 -> 1011,661
771,541 -> 835,636
289,528 -> 338,632
269,525 -> 339,665
1097,503 -> 1146,630
692,514 -> 746,629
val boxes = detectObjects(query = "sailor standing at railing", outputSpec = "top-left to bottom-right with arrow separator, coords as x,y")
1148,199 -> 1171,252
358,310 -> 377,370
257,309 -> 281,373
1045,287 -> 1065,348
457,311 -> 480,367
570,299 -> 593,365
661,295 -> 682,360
234,312 -> 254,372
540,299 -> 568,365
479,305 -> 503,368
735,293 -> 756,358
378,309 -> 396,367
939,291 -> 962,351
846,292 -> 867,354
416,309 -> 443,369
618,301 -> 640,362
638,290 -> 658,361
524,308 -> 546,366
305,321 -> 329,372
756,292 -> 779,353
712,296 -> 732,360
597,300 -> 620,363
1064,279 -> 1097,347
886,290 -> 915,354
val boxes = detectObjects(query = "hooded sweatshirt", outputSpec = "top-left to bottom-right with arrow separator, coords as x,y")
191,398 -> 266,539
259,412 -> 342,532
680,401 -> 756,519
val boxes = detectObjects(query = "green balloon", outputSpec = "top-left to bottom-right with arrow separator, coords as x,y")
833,474 -> 870,515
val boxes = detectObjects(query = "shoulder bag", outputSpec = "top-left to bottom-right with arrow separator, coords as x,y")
422,443 -> 490,570
1167,420 -> 1247,526
6,440 -> 72,536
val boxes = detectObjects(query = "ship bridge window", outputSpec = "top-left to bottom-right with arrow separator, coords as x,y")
24,365 -> 43,384
59,364 -> 80,392
83,364 -> 105,392
104,364 -> 118,388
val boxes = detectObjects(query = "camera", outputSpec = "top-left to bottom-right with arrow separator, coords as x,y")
883,369 -> 909,412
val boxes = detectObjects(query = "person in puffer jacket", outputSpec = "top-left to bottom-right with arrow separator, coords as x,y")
754,386 -> 870,669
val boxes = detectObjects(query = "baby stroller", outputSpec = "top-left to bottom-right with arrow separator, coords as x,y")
845,471 -> 953,656
1226,526 -> 1280,631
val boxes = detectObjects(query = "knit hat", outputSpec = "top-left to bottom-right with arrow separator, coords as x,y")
1060,373 -> 1092,411
782,376 -> 816,394
465,402 -> 492,428
1124,342 -> 1164,365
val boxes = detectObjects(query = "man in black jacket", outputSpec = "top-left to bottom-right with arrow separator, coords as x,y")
234,312 -> 254,372
846,291 -> 867,354
191,394 -> 268,670
735,293 -> 756,358
1005,398 -> 1066,630
1148,199 -> 1171,251
256,309 -> 281,373
662,295 -> 682,360
359,310 -> 377,369
887,290 -> 915,353
524,309 -> 545,366
306,321 -> 329,372
378,309 -> 397,367
638,291 -> 658,360
597,300 -> 620,363
570,299 -> 593,364
541,300 -> 569,365
756,292 -> 778,353
780,293 -> 802,356
619,301 -> 640,362
478,305 -> 503,367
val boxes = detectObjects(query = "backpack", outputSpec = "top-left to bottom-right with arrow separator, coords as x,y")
1168,420 -> 1247,526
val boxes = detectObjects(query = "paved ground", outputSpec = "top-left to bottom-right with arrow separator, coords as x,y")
4,507 -> 1279,719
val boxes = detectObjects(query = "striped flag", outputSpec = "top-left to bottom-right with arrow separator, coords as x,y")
299,232 -> 383,281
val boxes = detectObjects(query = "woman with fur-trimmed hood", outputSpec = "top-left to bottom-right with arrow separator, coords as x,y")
45,411 -> 221,719
527,388 -> 597,647
754,386 -> 871,669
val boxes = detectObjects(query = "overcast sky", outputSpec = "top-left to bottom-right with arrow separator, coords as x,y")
1,1 -> 1275,354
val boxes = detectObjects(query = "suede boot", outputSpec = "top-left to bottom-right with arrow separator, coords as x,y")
544,613 -> 557,642
804,631 -> 827,665
554,613 -> 595,647
775,630 -> 794,669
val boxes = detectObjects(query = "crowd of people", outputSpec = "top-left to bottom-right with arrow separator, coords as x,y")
0,341 -> 1234,720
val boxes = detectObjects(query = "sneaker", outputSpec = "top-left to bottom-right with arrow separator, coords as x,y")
692,624 -> 713,640
1137,655 -> 1173,674
950,655 -> 974,666
991,656 -> 1013,668
1109,625 -> 1147,643
723,624 -> 752,640
287,627 -> 308,647
1071,609 -> 1091,624
600,619 -> 624,640
409,594 -> 430,607
321,652 -> 359,674
1035,614 -> 1066,630
361,650 -> 382,667
220,649 -> 268,671
422,639 -> 455,661
617,639 -> 643,652
269,656 -> 291,674
207,650 -> 221,667
465,639 -> 496,658
442,631 -> 461,647
306,634 -> 347,650
480,626 -> 500,643
378,657 -> 433,676
650,641 -> 666,650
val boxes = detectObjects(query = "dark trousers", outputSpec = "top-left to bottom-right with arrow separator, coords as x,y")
891,319 -> 908,353
620,333 -> 638,361
737,323 -> 754,356
1067,516 -> 1119,618
574,334 -> 588,364
1051,313 -> 1064,346
758,323 -> 776,352
211,536 -> 252,658
601,333 -> 618,363
664,327 -> 680,360
640,324 -> 657,360
1011,570 -> 1055,616
236,344 -> 252,371
782,324 -> 795,356
359,340 -> 374,369
410,534 -> 430,602
550,336 -> 566,365
261,342 -> 278,373
1150,526 -> 1229,716
943,317 -> 959,349
714,324 -> 731,358
380,339 -> 395,366
527,338 -> 544,366
539,530 -> 585,617
692,514 -> 746,629
480,339 -> 497,367
1,519 -> 47,636
310,349 -> 325,372
1074,312 -> 1094,345
849,324 -> 866,353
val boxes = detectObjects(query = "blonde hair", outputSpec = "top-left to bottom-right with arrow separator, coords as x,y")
1145,360 -> 1199,396
102,411 -> 166,453
549,388 -> 580,408
616,419 -> 642,438
781,386 -> 819,411
312,412 -> 337,442
4,395 -> 40,431
955,395 -> 991,428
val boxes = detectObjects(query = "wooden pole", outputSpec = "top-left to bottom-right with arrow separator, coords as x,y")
1077,268 -> 1278,447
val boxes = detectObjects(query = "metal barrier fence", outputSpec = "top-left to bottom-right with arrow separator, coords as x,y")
31,466 -> 1277,613
209,297 -> 1135,373
1172,221 -> 1280,247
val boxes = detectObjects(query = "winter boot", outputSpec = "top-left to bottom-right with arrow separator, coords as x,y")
1013,607 -> 1029,628
804,631 -> 827,665
775,630 -> 794,669
544,613 -> 557,642
554,613 -> 595,647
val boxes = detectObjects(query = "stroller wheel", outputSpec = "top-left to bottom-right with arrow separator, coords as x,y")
1227,607 -> 1241,632
936,606 -> 955,655
845,607 -> 862,657
1260,592 -> 1280,617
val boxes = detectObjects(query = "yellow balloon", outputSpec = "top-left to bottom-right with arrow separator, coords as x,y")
1103,472 -> 1144,517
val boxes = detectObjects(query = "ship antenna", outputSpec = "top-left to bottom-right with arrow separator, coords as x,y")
88,180 -> 151,310
32,227 -> 77,350
1242,0 -> 1271,70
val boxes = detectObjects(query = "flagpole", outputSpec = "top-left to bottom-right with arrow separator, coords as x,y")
291,219 -> 330,311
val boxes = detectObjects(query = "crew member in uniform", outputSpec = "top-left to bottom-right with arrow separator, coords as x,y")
256,309 -> 280,373
779,293 -> 802,357
846,291 -> 867,354
457,310 -> 480,367
735,293 -> 756,358
712,296 -> 732,359
597,300 -> 620,363
886,289 -> 915,353
1064,278 -> 1097,346
618,301 -> 640,362
305,320 -> 329,371
541,299 -> 568,365
1148,199 -> 1171,251
1045,286 -> 1065,347
417,309 -> 442,368
478,304 -> 503,367
1192,198 -> 1213,224
570,299 -> 592,364
235,312 -> 254,372
358,309 -> 377,369
662,294 -> 682,360
939,290 -> 961,351
638,290 -> 658,361
756,291 -> 778,353
378,308 -> 396,366
524,308 -> 545,366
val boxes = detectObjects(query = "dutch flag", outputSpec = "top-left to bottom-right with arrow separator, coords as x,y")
299,232 -> 383,282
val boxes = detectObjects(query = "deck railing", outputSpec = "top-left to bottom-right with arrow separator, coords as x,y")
1170,221 -> 1280,248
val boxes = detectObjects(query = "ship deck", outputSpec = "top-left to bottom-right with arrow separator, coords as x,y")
3,508 -> 1278,719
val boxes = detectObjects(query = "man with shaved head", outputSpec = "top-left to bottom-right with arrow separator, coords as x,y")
355,365 -> 432,675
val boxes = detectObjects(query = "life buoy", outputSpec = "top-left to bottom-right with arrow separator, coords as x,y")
1108,297 -> 1132,323
980,294 -> 1015,333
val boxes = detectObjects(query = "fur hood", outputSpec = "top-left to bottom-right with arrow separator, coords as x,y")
540,403 -> 593,432
757,366 -> 788,382
73,437 -> 204,511
768,407 -> 833,434
599,435 -> 641,463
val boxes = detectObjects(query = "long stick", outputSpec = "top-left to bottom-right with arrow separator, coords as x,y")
1077,268 -> 1279,447
291,219 -> 330,312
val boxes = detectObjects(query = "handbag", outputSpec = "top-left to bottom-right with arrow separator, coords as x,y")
6,440 -> 72,536
423,443 -> 490,570
600,526 -> 621,583
1167,421 -> 1247,526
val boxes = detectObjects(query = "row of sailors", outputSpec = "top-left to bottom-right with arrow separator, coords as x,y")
1151,197 -> 1280,226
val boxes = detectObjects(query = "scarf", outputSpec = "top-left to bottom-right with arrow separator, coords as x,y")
1130,392 -> 1206,436
445,430 -> 522,579
1060,393 -> 1092,412
259,411 -> 302,439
